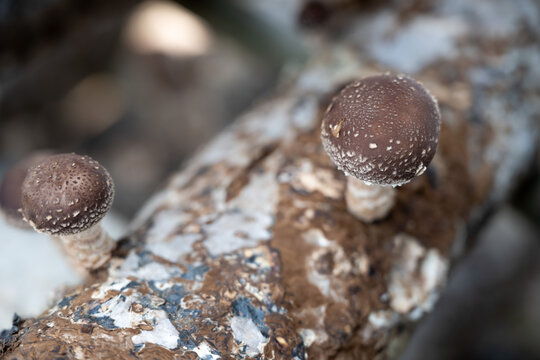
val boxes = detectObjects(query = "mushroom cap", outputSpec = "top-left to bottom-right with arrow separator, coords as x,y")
321,74 -> 440,186
21,153 -> 114,235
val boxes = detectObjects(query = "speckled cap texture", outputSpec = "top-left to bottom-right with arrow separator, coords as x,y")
21,153 -> 114,235
321,74 -> 441,186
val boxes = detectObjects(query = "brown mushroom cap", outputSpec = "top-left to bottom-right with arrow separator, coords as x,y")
321,74 -> 440,186
21,153 -> 114,235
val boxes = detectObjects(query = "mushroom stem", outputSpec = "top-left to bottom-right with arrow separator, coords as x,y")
57,224 -> 114,271
345,177 -> 396,222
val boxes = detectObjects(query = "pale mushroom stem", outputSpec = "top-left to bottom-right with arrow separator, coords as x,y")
345,177 -> 396,222
57,223 -> 114,271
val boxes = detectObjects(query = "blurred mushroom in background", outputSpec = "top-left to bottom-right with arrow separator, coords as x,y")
1,0 -> 282,217
0,151 -> 54,228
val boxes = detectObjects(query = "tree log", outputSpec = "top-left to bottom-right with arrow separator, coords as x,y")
1,0 -> 539,359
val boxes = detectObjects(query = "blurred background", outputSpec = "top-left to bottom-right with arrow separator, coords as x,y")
0,0 -> 539,359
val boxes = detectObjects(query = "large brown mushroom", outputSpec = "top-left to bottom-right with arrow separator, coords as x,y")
21,153 -> 115,271
321,74 -> 440,222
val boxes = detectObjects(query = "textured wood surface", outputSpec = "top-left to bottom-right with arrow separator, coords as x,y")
1,0 -> 538,359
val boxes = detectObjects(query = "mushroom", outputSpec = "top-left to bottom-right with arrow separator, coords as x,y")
321,74 -> 440,222
0,151 -> 54,228
21,153 -> 115,271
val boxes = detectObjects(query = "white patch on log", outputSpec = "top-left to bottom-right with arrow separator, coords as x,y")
368,311 -> 395,329
204,155 -> 281,256
91,294 -> 180,350
199,131 -> 252,167
113,251 -> 182,281
293,160 -> 344,199
303,228 -> 333,247
291,95 -> 320,131
146,233 -> 202,262
304,229 -> 353,302
131,310 -> 179,350
146,211 -> 193,242
295,47 -> 366,93
360,310 -> 400,341
469,46 -> 540,203
299,329 -> 316,347
440,0 -> 539,39
297,305 -> 328,346
365,13 -> 465,73
230,316 -> 268,356
192,342 -> 220,360
91,278 -> 131,300
387,234 -> 448,315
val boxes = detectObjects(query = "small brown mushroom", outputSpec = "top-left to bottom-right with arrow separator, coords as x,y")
21,153 -> 115,271
321,74 -> 440,222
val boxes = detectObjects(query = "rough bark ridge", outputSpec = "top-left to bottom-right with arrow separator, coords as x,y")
1,0 -> 539,359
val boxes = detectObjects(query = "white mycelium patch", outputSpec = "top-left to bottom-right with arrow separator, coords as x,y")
192,341 -> 220,360
146,233 -> 202,262
296,305 -> 328,346
295,47 -> 366,94
387,234 -> 448,316
361,310 -> 400,341
145,210 -> 194,242
204,155 -> 281,256
230,316 -> 268,356
91,293 -> 179,350
194,94 -> 315,170
132,309 -> 179,350
365,13 -> 466,73
91,278 -> 132,300
368,310 -> 397,329
468,46 -> 539,203
0,218 -> 83,329
304,229 -> 352,301
292,160 -> 344,199
199,130 -> 252,167
303,228 -> 333,248
299,329 -> 317,347
291,95 -> 320,131
440,0 -> 539,39
113,251 -> 181,281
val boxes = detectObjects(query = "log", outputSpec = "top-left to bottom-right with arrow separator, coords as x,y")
1,0 -> 538,359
